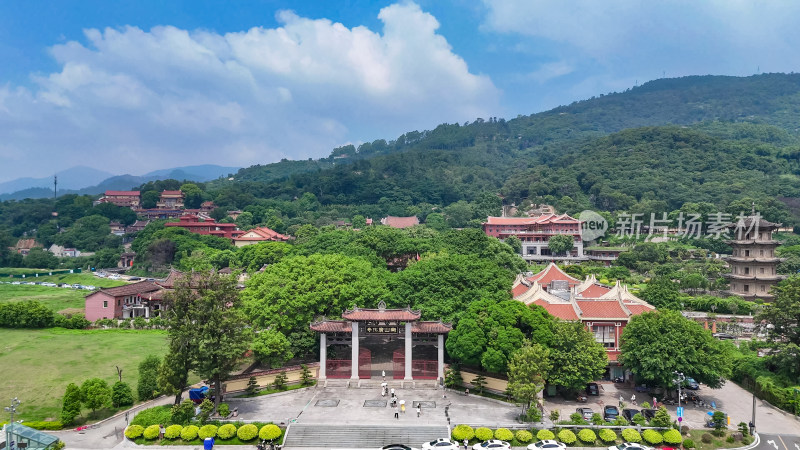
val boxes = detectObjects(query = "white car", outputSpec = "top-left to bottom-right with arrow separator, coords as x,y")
382,445 -> 420,450
528,441 -> 566,450
609,443 -> 653,450
473,440 -> 510,450
423,439 -> 460,450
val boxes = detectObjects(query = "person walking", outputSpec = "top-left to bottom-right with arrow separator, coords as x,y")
619,395 -> 624,408
390,388 -> 395,397
463,439 -> 468,450
400,400 -> 406,414
417,405 -> 421,417
382,370 -> 386,381
631,394 -> 636,406
394,405 -> 399,419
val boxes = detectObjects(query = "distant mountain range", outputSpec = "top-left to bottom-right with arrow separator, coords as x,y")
0,164 -> 239,201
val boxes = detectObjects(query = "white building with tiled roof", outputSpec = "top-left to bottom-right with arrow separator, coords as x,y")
482,214 -> 586,261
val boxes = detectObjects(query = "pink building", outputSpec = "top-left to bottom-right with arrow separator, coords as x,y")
85,281 -> 161,321
165,214 -> 242,239
483,214 -> 584,261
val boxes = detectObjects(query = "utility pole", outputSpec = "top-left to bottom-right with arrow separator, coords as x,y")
5,397 -> 21,448
54,175 -> 57,202
674,372 -> 684,422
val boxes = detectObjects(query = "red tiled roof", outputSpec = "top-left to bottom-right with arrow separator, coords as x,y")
411,322 -> 452,334
625,304 -> 655,315
161,190 -> 182,195
341,308 -> 421,321
484,213 -> 581,226
576,300 -> 628,319
96,281 -> 160,297
534,300 -> 580,320
529,263 -> 581,287
310,321 -> 351,333
512,283 -> 530,297
580,284 -> 612,297
381,216 -> 420,228
105,190 -> 140,196
233,227 -> 291,241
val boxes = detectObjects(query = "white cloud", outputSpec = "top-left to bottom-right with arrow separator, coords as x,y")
0,2 -> 499,182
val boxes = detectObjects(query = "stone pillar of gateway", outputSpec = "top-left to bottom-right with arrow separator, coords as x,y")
310,301 -> 451,384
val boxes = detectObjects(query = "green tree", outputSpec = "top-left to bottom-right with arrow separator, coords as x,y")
141,191 -> 160,209
61,382 -> 83,426
619,310 -> 731,389
547,321 -> 607,392
180,183 -> 204,209
300,364 -> 312,386
160,275 -> 198,404
505,236 -> 522,254
252,329 -> 294,368
641,276 -> 681,309
192,271 -> 253,412
444,366 -> 463,388
111,381 -> 134,407
352,215 -> 367,229
246,376 -> 259,395
472,374 -> 487,394
273,371 -> 288,390
137,354 -> 162,401
757,276 -> 800,347
507,341 -> 552,415
235,242 -> 292,273
548,235 -> 574,255
80,378 -> 111,414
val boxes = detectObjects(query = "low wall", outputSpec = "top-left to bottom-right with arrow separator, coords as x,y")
223,363 -> 320,393
461,370 -> 508,393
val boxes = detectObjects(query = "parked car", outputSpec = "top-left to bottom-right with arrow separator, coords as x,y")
576,407 -> 593,421
622,408 -> 639,422
609,443 -> 653,450
128,277 -> 141,281
641,409 -> 656,420
423,439 -> 460,450
383,445 -> 419,450
684,377 -> 700,390
473,440 -> 510,450
603,405 -> 619,422
706,412 -> 727,428
528,440 -> 566,450
586,383 -> 599,395
712,332 -> 735,340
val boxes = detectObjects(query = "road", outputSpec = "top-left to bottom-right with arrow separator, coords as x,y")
756,434 -> 800,450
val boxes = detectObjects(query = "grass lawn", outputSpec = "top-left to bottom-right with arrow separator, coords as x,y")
0,273 -> 127,313
0,328 -> 167,421
687,429 -> 748,450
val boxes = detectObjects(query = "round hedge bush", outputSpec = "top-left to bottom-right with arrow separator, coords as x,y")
237,424 -> 259,441
537,430 -> 555,441
164,425 -> 182,440
577,429 -> 596,444
475,428 -> 494,441
662,429 -> 682,445
453,425 -> 475,441
515,430 -> 533,443
259,424 -> 282,441
199,425 -> 218,440
181,425 -> 199,441
621,428 -> 642,443
683,439 -> 696,448
143,425 -> 160,440
218,424 -> 237,440
598,429 -> 617,443
557,430 -> 577,445
495,428 -> 514,441
125,425 -> 144,440
642,429 -> 663,445
701,433 -> 713,444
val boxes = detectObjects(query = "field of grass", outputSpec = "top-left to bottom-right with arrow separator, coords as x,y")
1,271 -> 128,288
0,273 -> 127,313
0,328 -> 168,421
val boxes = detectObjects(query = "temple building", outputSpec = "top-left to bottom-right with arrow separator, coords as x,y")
165,214 -> 243,240
724,214 -> 786,301
157,190 -> 185,209
512,263 -> 655,380
97,190 -> 140,208
482,214 -> 585,261
310,301 -> 451,384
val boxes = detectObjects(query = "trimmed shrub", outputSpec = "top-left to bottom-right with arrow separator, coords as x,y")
621,428 -> 642,443
726,436 -> 735,443
515,430 -> 533,443
452,425 -> 475,441
577,429 -> 597,444
125,425 -> 144,440
701,433 -> 713,444
662,429 -> 682,445
683,439 -> 696,448
642,429 -> 663,445
24,421 -> 63,430
164,425 -> 182,439
259,424 -> 282,441
218,403 -> 230,418
237,424 -> 259,441
181,425 -> 199,441
557,430 -> 577,445
132,405 -> 172,427
199,425 -> 218,440
143,425 -> 160,440
495,428 -> 513,441
475,427 -> 494,441
537,430 -> 555,441
598,429 -> 617,443
218,424 -> 237,440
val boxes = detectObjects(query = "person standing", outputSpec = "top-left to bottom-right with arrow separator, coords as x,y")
394,405 -> 399,419
463,439 -> 468,450
631,394 -> 636,406
159,424 -> 165,439
382,370 -> 386,381
417,405 -> 421,417
619,395 -> 624,408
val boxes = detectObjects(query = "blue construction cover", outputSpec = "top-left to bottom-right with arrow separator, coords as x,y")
189,386 -> 209,400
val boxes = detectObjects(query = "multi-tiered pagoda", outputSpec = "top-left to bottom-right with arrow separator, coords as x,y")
724,215 -> 786,301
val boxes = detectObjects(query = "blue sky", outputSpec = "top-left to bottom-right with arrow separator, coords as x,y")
1,0 -> 799,183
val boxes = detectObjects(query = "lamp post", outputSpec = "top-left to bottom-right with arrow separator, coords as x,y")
5,397 -> 21,449
673,372 -> 685,419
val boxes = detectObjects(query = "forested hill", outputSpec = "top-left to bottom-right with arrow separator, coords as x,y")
229,73 -> 800,184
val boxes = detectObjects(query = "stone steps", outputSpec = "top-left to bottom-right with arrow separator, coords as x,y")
283,423 -> 450,448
